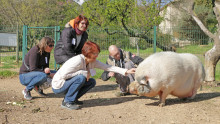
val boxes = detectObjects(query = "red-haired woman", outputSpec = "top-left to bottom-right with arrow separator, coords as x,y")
52,41 -> 135,110
54,15 -> 89,65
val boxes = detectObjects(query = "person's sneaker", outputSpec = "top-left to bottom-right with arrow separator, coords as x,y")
74,99 -> 83,105
61,100 -> 80,110
115,91 -> 131,97
22,89 -> 32,100
34,85 -> 47,97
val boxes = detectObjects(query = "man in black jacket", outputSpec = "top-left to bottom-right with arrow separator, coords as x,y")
101,45 -> 144,96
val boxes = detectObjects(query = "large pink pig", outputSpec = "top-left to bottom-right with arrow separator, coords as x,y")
129,52 -> 205,107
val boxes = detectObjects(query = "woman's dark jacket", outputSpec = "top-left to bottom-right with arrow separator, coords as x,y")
19,46 -> 50,74
54,24 -> 88,64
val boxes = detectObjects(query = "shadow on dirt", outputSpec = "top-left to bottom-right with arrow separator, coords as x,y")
145,92 -> 220,106
89,84 -> 118,93
82,95 -> 158,108
33,84 -> 119,99
32,92 -> 65,99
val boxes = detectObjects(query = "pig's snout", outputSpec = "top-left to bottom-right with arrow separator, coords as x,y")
129,81 -> 151,96
137,84 -> 151,96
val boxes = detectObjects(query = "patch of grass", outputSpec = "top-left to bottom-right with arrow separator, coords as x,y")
202,85 -> 220,92
0,63 -> 17,69
0,55 -> 21,69
0,55 -> 22,61
92,69 -> 104,79
216,73 -> 220,81
176,43 -> 213,54
0,70 -> 18,78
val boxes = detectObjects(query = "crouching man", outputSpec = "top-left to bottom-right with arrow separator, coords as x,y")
101,45 -> 143,96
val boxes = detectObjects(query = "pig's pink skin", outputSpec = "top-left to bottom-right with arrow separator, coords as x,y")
130,52 -> 205,107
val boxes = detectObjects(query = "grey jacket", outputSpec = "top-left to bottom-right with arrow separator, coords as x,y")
101,49 -> 143,81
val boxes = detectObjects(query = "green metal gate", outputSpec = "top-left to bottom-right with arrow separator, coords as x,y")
22,25 -> 60,69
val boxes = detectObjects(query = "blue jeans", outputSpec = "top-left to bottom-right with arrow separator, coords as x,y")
52,75 -> 96,103
19,70 -> 56,91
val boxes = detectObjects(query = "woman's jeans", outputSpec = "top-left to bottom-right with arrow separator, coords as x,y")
52,75 -> 96,103
19,70 -> 56,91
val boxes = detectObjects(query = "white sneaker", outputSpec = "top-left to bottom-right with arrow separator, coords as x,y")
22,89 -> 32,100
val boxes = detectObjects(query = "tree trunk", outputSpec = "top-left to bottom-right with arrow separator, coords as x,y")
204,44 -> 220,82
178,0 -> 220,83
205,49 -> 216,81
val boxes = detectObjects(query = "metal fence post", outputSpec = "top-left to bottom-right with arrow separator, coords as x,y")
16,24 -> 19,63
54,26 -> 60,70
22,25 -> 27,61
54,26 -> 57,69
153,26 -> 157,53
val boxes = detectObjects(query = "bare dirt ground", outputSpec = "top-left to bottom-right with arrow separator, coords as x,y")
0,75 -> 220,124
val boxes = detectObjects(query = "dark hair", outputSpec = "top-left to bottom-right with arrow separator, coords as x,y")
37,37 -> 54,55
74,15 -> 89,30
82,41 -> 100,58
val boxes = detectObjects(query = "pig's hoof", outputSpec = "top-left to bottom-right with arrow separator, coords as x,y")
158,103 -> 165,107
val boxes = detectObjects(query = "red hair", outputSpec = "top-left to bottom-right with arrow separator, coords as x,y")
82,41 -> 100,58
74,15 -> 89,30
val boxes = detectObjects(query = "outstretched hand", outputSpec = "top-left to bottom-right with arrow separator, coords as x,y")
44,68 -> 50,74
126,68 -> 136,74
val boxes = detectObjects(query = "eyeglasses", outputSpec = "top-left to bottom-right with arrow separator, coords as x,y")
48,44 -> 54,48
80,21 -> 87,25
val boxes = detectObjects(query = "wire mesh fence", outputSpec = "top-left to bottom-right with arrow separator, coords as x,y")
0,25 -> 23,72
22,25 -> 60,69
0,25 -> 219,81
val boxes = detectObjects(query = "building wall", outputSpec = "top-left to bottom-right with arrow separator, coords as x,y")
0,33 -> 17,47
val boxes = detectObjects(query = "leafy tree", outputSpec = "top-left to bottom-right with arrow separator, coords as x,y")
82,0 -> 175,51
194,0 -> 217,32
169,0 -> 216,45
58,1 -> 83,26
182,0 -> 217,33
0,0 -> 80,26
